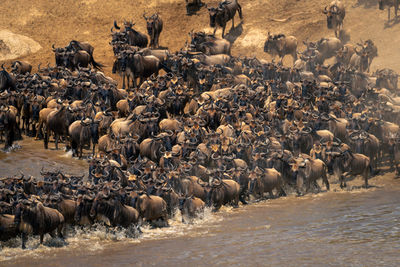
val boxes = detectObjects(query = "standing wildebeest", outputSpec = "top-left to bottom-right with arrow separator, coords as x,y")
11,61 -> 32,74
349,45 -> 369,72
143,13 -> 163,48
207,0 -> 243,37
14,201 -> 64,249
0,106 -> 17,149
0,64 -> 16,91
190,31 -> 231,55
112,52 -> 133,89
125,52 -> 161,88
135,194 -> 168,225
66,40 -> 103,70
68,117 -> 102,158
64,50 -> 91,71
248,168 -> 286,199
44,106 -> 75,150
264,33 -> 297,64
323,0 -> 346,37
379,0 -> 400,21
361,39 -> 378,72
52,45 -> 67,67
179,196 -> 205,223
330,150 -> 371,188
293,158 -> 330,195
114,21 -> 148,48
90,194 -> 139,228
0,213 -> 17,242
206,178 -> 241,211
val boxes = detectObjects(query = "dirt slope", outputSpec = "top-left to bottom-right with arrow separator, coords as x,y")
0,0 -> 399,81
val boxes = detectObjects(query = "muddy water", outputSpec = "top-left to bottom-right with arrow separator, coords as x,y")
0,138 -> 88,178
1,139 -> 400,266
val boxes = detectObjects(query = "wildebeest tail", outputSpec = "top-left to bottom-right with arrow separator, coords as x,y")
91,56 -> 104,70
237,1 -> 243,20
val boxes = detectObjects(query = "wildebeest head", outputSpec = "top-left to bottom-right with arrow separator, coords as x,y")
323,5 -> 340,29
208,6 -> 223,28
355,46 -> 369,72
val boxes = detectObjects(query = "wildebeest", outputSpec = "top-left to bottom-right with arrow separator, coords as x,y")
192,52 -> 231,66
68,117 -> 102,158
135,194 -> 168,225
90,193 -> 139,228
264,33 -> 297,64
0,106 -> 18,149
293,158 -> 330,195
44,105 -> 75,150
11,61 -> 32,74
114,21 -> 148,48
330,150 -> 371,188
0,213 -> 17,242
190,31 -> 231,55
206,178 -> 240,211
361,39 -> 378,72
179,196 -> 205,222
125,52 -> 161,88
112,52 -> 133,89
45,195 -> 77,226
64,50 -> 91,71
248,168 -> 286,199
323,0 -> 346,37
207,0 -> 243,37
143,13 -> 163,48
349,45 -> 369,72
74,194 -> 95,226
0,64 -> 16,91
14,201 -> 64,249
314,37 -> 342,64
379,0 -> 400,21
186,0 -> 203,15
66,40 -> 103,70
375,68 -> 398,92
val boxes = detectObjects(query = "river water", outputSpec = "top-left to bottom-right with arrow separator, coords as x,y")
1,138 -> 400,266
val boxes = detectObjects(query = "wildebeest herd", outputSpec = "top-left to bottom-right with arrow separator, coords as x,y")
1,0 -> 400,250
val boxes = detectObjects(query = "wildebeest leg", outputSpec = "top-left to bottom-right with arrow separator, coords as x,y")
388,7 -> 391,21
55,133 -> 59,150
92,143 -> 96,158
364,169 -> 369,188
322,174 -> 330,191
21,233 -> 28,249
44,127 -> 49,149
239,193 -> 248,204
278,186 -> 287,196
222,25 -> 226,38
40,233 -> 44,245
213,27 -> 217,36
339,174 -> 346,188
233,195 -> 239,208
122,73 -> 126,89
80,144 -> 83,159
268,191 -> 275,199
231,17 -> 235,29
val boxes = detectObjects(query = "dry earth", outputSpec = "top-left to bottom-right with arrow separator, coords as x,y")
0,0 -> 399,82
